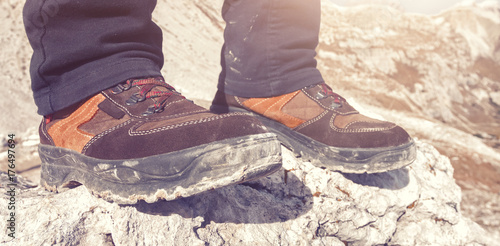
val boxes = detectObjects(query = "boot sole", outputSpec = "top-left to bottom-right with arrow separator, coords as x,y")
212,105 -> 416,174
39,133 -> 282,204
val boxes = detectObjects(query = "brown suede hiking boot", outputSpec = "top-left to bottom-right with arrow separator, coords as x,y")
211,83 -> 416,174
38,77 -> 281,204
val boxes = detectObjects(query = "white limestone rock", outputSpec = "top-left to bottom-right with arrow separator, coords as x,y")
0,141 -> 493,245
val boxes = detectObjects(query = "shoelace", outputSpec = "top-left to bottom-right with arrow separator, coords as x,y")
111,77 -> 183,116
315,83 -> 345,109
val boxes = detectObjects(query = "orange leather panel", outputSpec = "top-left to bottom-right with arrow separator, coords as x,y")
242,91 -> 305,128
48,94 -> 105,153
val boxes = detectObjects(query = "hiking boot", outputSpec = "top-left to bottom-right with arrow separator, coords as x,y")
211,83 -> 416,174
38,77 -> 281,204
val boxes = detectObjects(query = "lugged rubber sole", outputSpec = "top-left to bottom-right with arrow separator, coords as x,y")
39,133 -> 282,204
212,105 -> 416,174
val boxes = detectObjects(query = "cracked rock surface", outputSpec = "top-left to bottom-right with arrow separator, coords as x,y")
1,141 -> 494,245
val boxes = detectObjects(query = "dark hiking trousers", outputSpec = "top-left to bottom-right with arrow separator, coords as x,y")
23,0 -> 324,116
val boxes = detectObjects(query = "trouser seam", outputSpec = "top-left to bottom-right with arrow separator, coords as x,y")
36,0 -> 52,112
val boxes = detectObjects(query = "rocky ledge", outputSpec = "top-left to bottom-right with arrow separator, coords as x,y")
0,141 -> 494,245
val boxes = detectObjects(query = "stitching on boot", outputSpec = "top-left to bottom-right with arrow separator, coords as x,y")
247,98 -> 270,110
128,112 -> 250,136
302,88 -> 357,115
265,92 -> 305,128
329,115 -> 395,133
243,92 -> 304,128
234,96 -> 245,107
263,92 -> 298,115
82,120 -> 133,154
102,91 -> 206,120
48,94 -> 104,152
50,96 -> 97,135
344,120 -> 396,131
294,110 -> 329,131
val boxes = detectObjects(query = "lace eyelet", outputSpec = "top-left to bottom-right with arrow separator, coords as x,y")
126,93 -> 146,105
111,84 -> 125,94
142,106 -> 156,116
154,107 -> 164,113
111,82 -> 133,94
331,102 -> 342,109
315,91 -> 327,100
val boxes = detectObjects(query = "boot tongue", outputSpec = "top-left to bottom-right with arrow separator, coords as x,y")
125,77 -> 186,115
131,77 -> 178,97
320,83 -> 345,105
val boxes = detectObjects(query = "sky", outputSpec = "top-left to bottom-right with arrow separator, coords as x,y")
329,0 -> 500,15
